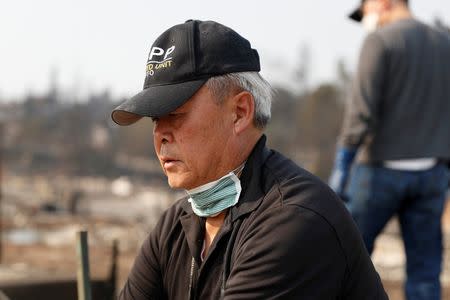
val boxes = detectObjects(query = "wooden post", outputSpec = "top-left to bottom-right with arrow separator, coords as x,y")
76,230 -> 92,300
106,239 -> 119,300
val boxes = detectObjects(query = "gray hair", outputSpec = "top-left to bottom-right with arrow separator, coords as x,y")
205,72 -> 273,129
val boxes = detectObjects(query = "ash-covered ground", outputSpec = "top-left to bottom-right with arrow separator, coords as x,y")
1,174 -> 449,300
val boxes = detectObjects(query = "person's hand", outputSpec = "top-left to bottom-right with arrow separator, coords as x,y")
328,147 -> 357,202
447,161 -> 450,188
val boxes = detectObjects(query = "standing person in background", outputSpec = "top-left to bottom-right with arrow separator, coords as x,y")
112,19 -> 387,300
329,0 -> 450,299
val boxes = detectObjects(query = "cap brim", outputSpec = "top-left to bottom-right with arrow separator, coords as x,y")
111,79 -> 208,126
349,7 -> 363,22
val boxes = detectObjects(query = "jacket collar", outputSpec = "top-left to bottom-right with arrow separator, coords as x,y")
180,135 -> 271,222
230,135 -> 270,222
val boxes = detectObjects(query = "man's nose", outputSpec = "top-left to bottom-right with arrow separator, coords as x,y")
153,120 -> 174,144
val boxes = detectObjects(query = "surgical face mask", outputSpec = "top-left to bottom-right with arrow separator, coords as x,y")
186,169 -> 243,218
362,13 -> 380,33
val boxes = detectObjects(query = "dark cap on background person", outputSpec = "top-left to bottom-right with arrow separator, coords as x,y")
111,20 -> 260,126
349,0 -> 365,22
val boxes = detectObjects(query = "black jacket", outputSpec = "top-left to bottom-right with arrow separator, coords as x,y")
119,136 -> 388,299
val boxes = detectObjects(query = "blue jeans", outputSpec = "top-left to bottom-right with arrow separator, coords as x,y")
347,163 -> 449,300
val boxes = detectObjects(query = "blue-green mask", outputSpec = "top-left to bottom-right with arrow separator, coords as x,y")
187,171 -> 242,217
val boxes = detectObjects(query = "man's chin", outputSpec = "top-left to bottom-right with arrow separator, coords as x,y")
166,176 -> 190,190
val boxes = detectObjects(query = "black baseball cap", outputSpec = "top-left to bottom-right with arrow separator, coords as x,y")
111,19 -> 260,126
349,0 -> 365,22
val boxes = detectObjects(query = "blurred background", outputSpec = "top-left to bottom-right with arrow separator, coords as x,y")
0,1 -> 449,299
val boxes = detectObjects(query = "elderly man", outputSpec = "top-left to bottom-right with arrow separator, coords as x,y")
330,1 -> 450,299
112,20 -> 387,299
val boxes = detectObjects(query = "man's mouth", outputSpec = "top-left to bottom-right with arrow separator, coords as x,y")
161,157 -> 180,169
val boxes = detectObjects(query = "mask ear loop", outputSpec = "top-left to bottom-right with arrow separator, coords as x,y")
233,161 -> 246,177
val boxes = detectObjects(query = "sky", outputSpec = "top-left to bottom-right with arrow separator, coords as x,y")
1,0 -> 449,101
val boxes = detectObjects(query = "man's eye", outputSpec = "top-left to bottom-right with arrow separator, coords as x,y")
169,113 -> 184,119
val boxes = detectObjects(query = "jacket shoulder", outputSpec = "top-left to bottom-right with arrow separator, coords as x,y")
263,150 -> 342,211
255,150 -> 387,299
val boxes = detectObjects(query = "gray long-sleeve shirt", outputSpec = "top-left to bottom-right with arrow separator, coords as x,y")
340,18 -> 450,163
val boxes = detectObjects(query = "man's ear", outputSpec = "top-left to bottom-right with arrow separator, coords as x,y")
231,91 -> 255,134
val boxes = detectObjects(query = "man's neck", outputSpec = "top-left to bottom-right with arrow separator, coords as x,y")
203,211 -> 227,258
201,132 -> 262,258
387,5 -> 413,24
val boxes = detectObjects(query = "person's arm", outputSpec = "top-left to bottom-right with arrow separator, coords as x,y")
329,33 -> 387,196
329,147 -> 357,201
224,205 -> 347,299
119,220 -> 165,300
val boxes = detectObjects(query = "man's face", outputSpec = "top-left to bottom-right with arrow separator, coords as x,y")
362,0 -> 391,26
362,0 -> 383,15
153,85 -> 236,190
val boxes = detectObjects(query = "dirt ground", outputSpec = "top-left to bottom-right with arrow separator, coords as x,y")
1,198 -> 450,299
1,244 -> 450,300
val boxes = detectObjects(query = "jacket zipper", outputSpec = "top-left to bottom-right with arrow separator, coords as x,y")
188,257 -> 197,300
